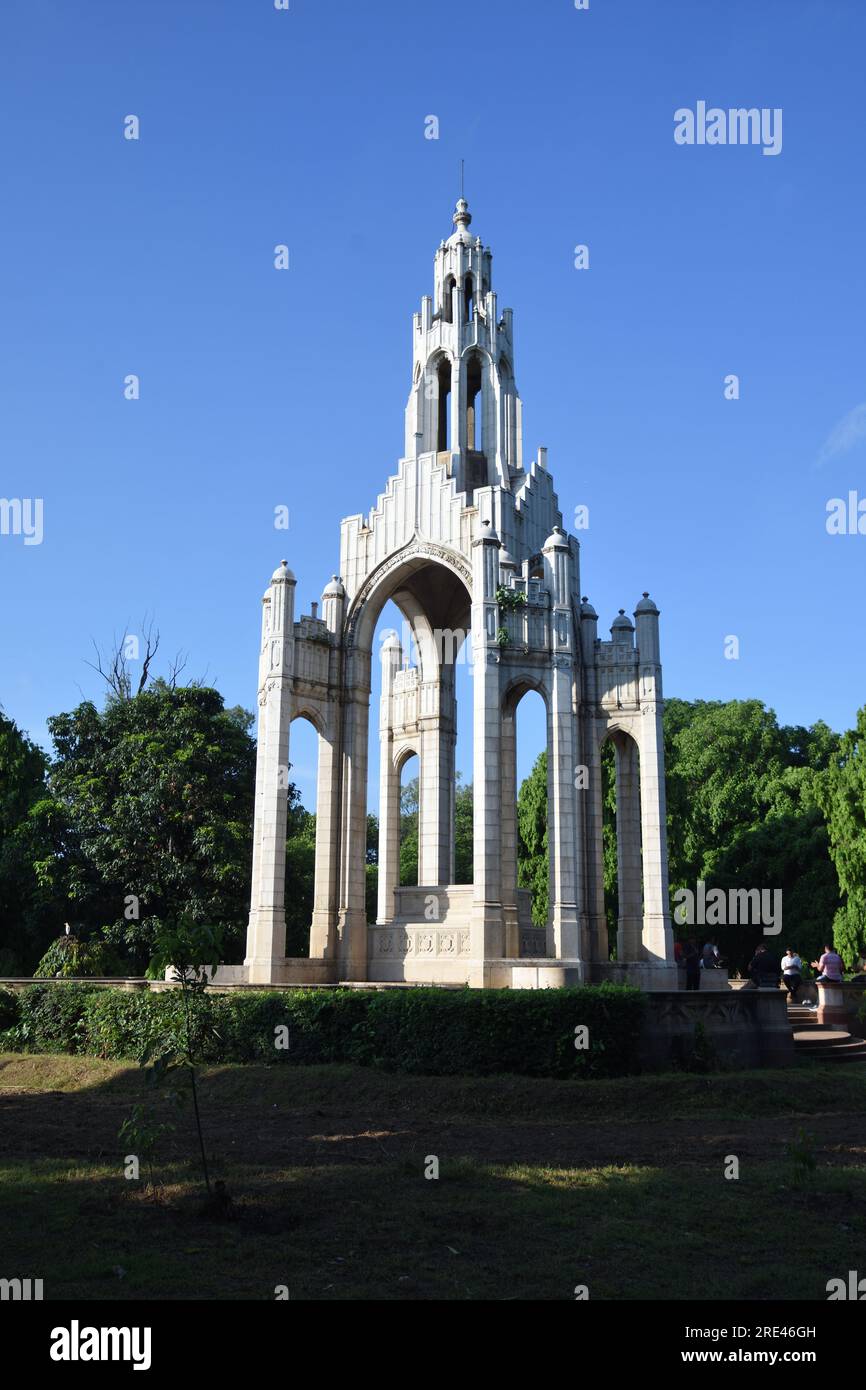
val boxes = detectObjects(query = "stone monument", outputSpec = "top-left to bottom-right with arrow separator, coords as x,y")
242,199 -> 677,990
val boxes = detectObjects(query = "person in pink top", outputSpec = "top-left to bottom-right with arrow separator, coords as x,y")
811,944 -> 844,983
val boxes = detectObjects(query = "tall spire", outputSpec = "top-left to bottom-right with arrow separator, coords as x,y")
403,199 -> 523,495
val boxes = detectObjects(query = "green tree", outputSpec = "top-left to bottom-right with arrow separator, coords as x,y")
399,775 -> 419,886
0,711 -> 60,973
284,799 -> 316,956
517,750 -> 548,926
815,705 -> 866,967
365,812 -> 379,921
454,777 -> 473,884
663,699 -> 839,970
43,683 -> 258,973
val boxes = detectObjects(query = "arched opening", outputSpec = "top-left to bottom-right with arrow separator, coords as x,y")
442,273 -> 456,323
502,683 -> 548,956
602,730 -> 643,962
499,354 -> 515,465
359,555 -> 472,945
284,712 -> 321,958
398,751 -> 419,886
437,357 -> 452,452
466,353 -> 483,453
464,274 -> 475,322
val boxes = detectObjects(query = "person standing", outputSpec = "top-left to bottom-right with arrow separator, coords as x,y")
683,939 -> 701,991
781,946 -> 802,1002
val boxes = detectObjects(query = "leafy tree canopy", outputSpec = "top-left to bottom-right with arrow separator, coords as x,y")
41,682 -> 257,972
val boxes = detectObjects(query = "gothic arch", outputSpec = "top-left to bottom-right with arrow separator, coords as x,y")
345,539 -> 473,655
291,705 -> 327,738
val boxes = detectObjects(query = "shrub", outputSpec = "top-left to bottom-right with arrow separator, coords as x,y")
209,988 -> 370,1065
13,981 -> 645,1079
348,985 -> 644,1079
85,989 -> 217,1062
0,987 -> 20,1032
33,935 -> 125,979
17,983 -> 103,1053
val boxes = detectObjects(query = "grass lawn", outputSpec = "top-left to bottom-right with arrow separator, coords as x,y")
1,1054 -> 864,1301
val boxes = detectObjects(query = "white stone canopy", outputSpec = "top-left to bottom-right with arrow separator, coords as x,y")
243,200 -> 677,990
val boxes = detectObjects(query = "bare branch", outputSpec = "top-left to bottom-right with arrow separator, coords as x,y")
167,650 -> 189,689
86,616 -> 161,700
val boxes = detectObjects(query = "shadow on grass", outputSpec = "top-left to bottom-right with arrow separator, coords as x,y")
1,1053 -> 865,1300
1,1152 -> 864,1302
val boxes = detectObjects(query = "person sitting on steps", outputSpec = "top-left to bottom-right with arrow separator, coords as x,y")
745,943 -> 781,989
781,946 -> 802,1003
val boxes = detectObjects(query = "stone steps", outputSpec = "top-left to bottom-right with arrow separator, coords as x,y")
788,1005 -> 866,1063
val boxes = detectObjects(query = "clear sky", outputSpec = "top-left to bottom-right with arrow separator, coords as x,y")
1,0 -> 864,814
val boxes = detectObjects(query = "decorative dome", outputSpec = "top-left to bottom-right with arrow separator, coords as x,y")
580,596 -> 598,620
542,526 -> 569,550
634,591 -> 659,615
323,574 -> 345,596
611,608 -> 634,632
271,560 -> 295,582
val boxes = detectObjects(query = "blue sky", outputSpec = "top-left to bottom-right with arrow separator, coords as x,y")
1,0 -> 864,813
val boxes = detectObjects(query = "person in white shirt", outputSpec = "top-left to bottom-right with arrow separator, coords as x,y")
780,946 -> 802,1003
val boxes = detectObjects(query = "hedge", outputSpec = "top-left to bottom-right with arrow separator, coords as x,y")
0,982 -> 645,1080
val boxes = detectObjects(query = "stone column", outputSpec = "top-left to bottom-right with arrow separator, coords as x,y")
634,595 -> 675,970
543,528 -> 581,962
309,727 -> 341,958
337,646 -> 371,980
500,698 -> 519,957
310,574 -> 347,959
245,562 -> 295,984
580,602 -> 608,966
417,666 -> 455,887
470,521 -> 504,975
376,635 -> 402,924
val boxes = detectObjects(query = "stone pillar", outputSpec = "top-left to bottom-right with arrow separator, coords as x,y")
471,520 -> 504,974
634,594 -> 675,971
580,601 -> 608,965
309,727 -> 341,958
543,528 -> 581,962
376,635 -> 403,924
615,735 -> 643,962
310,574 -> 346,959
500,698 -> 519,957
816,980 -> 849,1028
337,646 -> 371,980
245,562 -> 295,984
417,659 -> 456,887
450,357 -> 461,459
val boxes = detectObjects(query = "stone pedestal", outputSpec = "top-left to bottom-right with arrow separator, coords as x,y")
816,980 -> 848,1027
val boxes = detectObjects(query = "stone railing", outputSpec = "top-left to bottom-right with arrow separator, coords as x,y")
642,988 -> 794,1069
